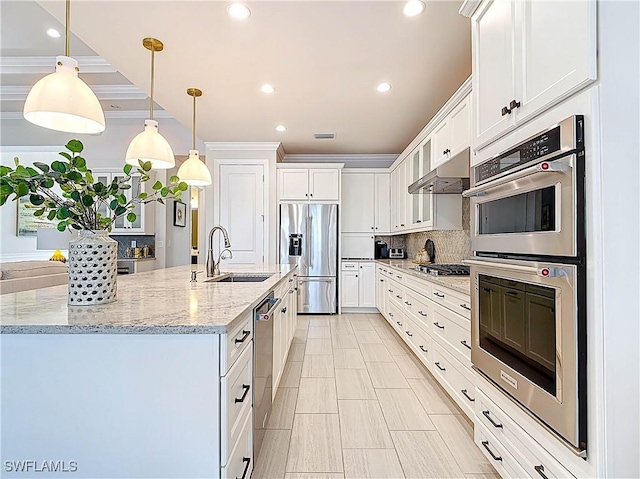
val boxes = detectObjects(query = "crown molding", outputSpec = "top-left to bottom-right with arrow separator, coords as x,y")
0,55 -> 117,74
0,109 -> 172,121
1,84 -> 148,102
284,153 -> 397,164
204,142 -> 282,151
458,0 -> 482,18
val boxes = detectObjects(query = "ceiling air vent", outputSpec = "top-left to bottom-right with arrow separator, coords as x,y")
314,133 -> 336,140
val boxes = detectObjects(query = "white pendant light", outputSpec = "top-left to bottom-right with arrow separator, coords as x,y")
23,0 -> 105,134
177,88 -> 212,186
125,38 -> 175,169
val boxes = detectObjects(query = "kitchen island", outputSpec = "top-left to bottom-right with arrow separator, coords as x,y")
1,263 -> 297,479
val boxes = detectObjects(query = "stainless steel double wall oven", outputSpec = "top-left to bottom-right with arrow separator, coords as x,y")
464,116 -> 587,452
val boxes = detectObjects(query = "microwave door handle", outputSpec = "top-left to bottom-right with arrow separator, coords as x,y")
465,258 -> 566,278
463,161 -> 572,198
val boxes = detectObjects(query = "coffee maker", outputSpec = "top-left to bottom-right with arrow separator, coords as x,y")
375,241 -> 389,259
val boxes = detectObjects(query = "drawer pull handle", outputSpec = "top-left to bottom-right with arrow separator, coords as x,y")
289,278 -> 294,282
482,410 -> 503,429
481,441 -> 502,462
418,310 -> 427,317
289,289 -> 295,294
433,292 -> 445,298
460,340 -> 472,350
435,362 -> 446,371
236,457 -> 251,479
396,275 -> 402,279
388,289 -> 393,293
396,321 -> 402,326
235,384 -> 251,403
281,307 -> 288,314
535,465 -> 550,479
389,312 -> 394,317
434,322 -> 445,330
406,330 -> 413,337
380,279 -> 384,282
461,389 -> 475,402
419,345 -> 428,353
404,301 -> 412,306
235,330 -> 251,344
460,303 -> 471,311
396,295 -> 402,299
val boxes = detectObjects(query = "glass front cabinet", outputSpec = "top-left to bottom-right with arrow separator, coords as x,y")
94,171 -> 148,234
409,135 -> 433,229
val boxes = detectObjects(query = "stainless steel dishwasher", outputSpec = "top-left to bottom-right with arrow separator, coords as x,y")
253,291 -> 281,462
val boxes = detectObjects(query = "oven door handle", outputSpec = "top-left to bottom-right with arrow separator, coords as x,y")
463,160 -> 571,198
464,258 -> 566,278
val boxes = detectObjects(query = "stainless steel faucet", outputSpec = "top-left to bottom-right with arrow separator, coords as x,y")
207,225 -> 231,277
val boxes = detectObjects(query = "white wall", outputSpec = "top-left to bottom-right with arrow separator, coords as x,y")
598,2 -> 640,477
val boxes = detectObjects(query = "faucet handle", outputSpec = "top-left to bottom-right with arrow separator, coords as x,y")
190,270 -> 204,282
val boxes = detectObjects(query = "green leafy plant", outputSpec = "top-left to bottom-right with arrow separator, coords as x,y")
0,139 -> 188,232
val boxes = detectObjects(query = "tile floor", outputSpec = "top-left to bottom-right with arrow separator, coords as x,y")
253,313 -> 499,479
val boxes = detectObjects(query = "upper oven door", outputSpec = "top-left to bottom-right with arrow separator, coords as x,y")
466,153 -> 578,257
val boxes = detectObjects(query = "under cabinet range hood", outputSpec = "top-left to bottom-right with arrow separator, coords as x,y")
408,148 -> 470,194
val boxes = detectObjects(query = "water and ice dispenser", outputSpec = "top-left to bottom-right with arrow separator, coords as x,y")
288,234 -> 303,256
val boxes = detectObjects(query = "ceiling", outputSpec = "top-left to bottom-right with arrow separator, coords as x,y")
1,1 -> 471,155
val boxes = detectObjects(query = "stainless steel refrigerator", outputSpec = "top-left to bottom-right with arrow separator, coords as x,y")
280,204 -> 338,314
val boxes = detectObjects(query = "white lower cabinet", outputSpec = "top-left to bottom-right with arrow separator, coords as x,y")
222,410 -> 253,479
273,273 -> 298,393
341,261 -> 376,309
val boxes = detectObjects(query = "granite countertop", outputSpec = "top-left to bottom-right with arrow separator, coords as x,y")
375,259 -> 471,295
1,263 -> 296,335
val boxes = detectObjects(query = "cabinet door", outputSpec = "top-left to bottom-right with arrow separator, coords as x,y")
396,160 -> 408,230
279,169 -> 309,201
374,174 -> 390,233
95,173 -> 111,224
432,120 -> 451,168
420,138 -> 433,227
449,94 -> 471,157
390,167 -> 399,231
309,169 -> 339,201
472,0 -> 516,149
342,174 -> 375,233
514,0 -> 596,123
358,262 -> 376,308
111,174 -> 144,233
341,233 -> 374,260
410,148 -> 422,228
341,271 -> 360,307
273,309 -> 283,388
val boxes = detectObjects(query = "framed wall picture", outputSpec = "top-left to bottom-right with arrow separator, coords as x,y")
173,200 -> 187,227
17,196 -> 59,236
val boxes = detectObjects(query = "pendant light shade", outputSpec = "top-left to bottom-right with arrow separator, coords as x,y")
23,1 -> 105,134
125,38 -> 175,169
177,88 -> 212,186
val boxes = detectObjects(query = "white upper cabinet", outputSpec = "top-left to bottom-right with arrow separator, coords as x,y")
277,166 -> 341,202
342,173 -> 375,232
278,169 -> 309,201
374,174 -> 391,234
472,0 -> 516,149
432,120 -> 451,168
95,171 -> 153,235
391,160 -> 408,232
472,0 -> 596,150
432,94 -> 472,168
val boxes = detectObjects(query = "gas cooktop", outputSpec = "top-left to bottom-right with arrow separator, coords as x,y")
416,264 -> 470,276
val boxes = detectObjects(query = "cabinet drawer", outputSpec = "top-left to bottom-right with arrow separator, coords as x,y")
475,389 -> 576,479
221,344 -> 253,463
221,312 -> 253,375
404,318 -> 432,370
404,289 -> 432,336
403,273 -> 432,298
431,285 -> 472,319
387,279 -> 405,309
431,341 -> 476,419
388,302 -> 405,333
431,305 -> 472,366
342,261 -> 359,271
221,409 -> 253,478
475,422 -> 530,479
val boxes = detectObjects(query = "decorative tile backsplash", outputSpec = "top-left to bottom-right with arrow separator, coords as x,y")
406,198 -> 471,264
110,235 -> 155,258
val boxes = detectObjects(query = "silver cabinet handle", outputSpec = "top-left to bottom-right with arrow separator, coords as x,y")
434,322 -> 445,330
482,410 -> 503,429
534,465 -> 550,479
461,389 -> 475,402
481,441 -> 502,462
460,340 -> 471,350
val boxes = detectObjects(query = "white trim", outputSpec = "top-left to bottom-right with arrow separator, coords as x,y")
0,110 -> 173,121
1,84 -> 148,101
0,145 -> 60,153
276,162 -> 344,169
284,153 -> 397,162
204,142 -> 281,151
0,55 -> 116,74
458,0 -> 483,18
390,76 -> 472,170
342,168 -> 390,174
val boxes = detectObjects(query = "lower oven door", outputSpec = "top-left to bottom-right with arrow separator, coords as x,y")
467,256 -> 584,450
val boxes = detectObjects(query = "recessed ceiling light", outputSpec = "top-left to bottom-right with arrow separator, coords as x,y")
403,0 -> 426,17
227,3 -> 251,19
261,84 -> 275,94
276,125 -> 287,132
377,82 -> 392,93
46,28 -> 61,38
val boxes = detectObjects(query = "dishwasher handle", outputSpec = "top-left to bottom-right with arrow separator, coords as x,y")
255,297 -> 282,321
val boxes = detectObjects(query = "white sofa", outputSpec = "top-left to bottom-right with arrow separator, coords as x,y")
0,261 -> 68,295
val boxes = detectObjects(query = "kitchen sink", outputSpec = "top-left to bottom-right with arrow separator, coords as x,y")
206,274 -> 273,283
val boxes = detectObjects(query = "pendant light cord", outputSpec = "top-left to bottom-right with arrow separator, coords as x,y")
192,93 -> 197,150
65,0 -> 70,56
149,45 -> 155,121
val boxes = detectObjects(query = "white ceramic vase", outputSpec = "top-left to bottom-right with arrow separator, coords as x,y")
68,230 -> 118,306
